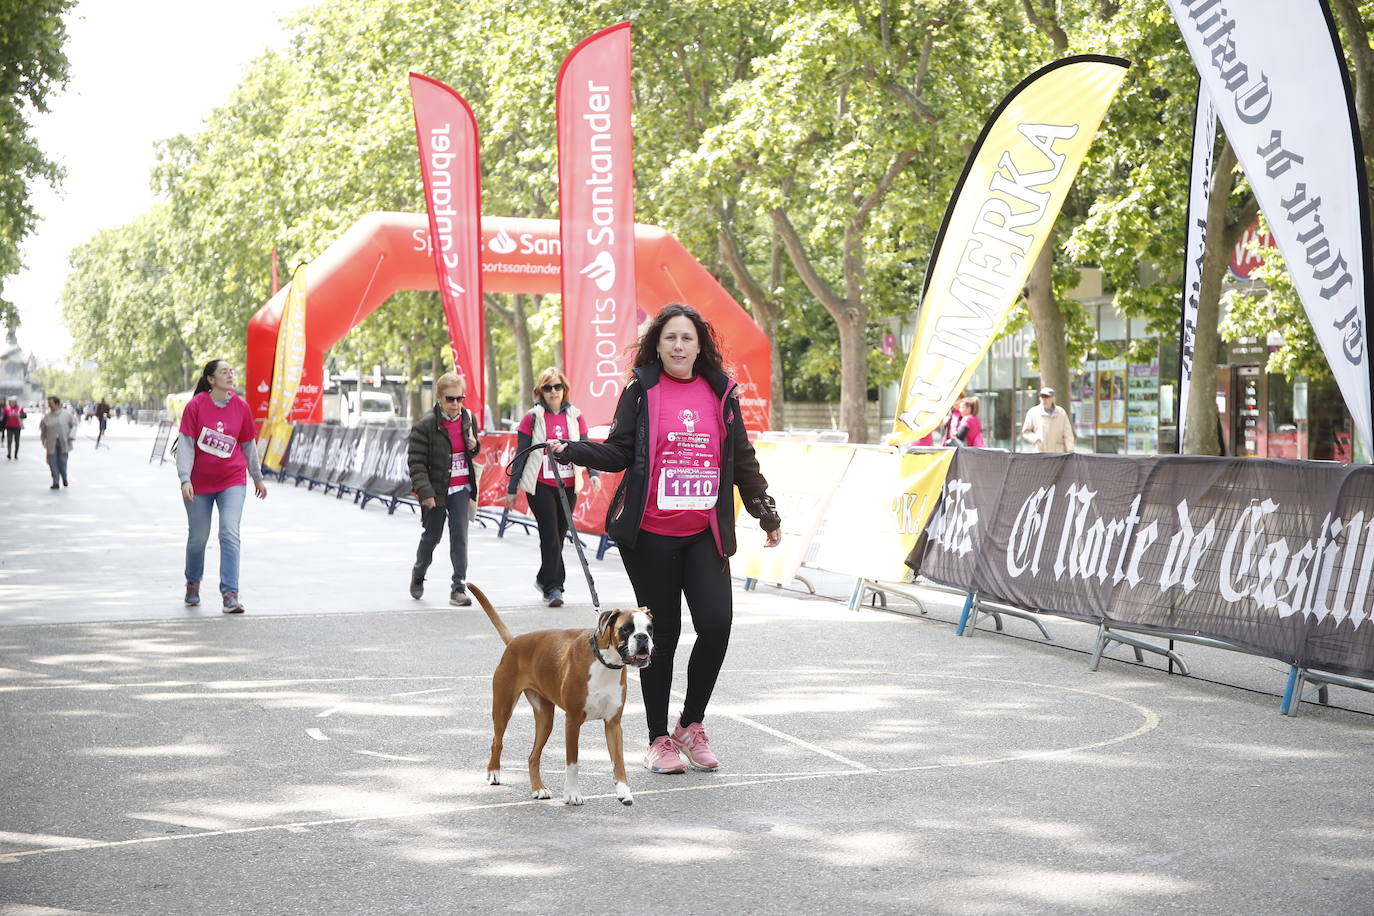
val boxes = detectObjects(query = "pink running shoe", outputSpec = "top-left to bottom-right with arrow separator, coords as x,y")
643,735 -> 686,774
670,720 -> 719,771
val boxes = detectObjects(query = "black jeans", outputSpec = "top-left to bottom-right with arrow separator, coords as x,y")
527,482 -> 576,593
619,528 -> 733,741
415,490 -> 471,590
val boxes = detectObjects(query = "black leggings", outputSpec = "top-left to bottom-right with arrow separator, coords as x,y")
4,427 -> 18,457
526,482 -> 576,592
619,528 -> 733,741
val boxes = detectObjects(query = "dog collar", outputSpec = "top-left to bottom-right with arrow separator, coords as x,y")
589,632 -> 625,670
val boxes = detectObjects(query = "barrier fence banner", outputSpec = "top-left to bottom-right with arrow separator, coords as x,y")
475,432 -> 622,536
556,22 -> 638,428
409,73 -> 486,406
1177,79 -> 1216,451
893,55 -> 1129,443
813,447 -> 954,582
1167,0 -> 1374,455
733,440 -> 854,584
920,449 -> 1374,678
277,424 -> 626,534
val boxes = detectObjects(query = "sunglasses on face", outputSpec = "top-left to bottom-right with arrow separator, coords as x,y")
541,383 -> 565,393
443,394 -> 465,403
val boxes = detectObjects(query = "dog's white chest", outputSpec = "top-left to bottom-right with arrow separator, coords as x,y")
582,667 -> 623,720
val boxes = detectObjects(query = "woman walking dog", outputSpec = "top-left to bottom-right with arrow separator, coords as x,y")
551,303 -> 781,775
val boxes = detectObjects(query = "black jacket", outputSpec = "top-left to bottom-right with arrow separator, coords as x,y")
408,404 -> 481,503
559,364 -> 780,556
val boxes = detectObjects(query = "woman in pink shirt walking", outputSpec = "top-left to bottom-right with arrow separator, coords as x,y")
551,304 -> 782,776
176,360 -> 267,613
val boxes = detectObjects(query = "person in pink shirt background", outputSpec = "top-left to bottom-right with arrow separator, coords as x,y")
176,359 -> 268,614
952,396 -> 985,447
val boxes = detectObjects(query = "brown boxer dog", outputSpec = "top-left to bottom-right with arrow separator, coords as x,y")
470,584 -> 653,806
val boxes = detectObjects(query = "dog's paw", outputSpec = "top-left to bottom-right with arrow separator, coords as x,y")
531,786 -> 552,800
563,790 -> 585,806
615,781 -> 634,806
486,769 -> 501,786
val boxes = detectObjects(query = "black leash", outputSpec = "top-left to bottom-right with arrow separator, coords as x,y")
506,441 -> 601,612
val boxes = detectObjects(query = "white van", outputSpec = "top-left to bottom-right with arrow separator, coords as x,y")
336,390 -> 397,426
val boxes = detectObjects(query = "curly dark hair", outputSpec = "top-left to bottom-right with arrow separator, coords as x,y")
629,303 -> 726,378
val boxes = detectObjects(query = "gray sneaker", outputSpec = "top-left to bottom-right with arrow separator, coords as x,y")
222,591 -> 245,614
450,588 -> 472,607
547,588 -> 564,608
184,580 -> 201,607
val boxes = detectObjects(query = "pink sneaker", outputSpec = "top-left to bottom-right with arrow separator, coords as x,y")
670,720 -> 719,771
642,735 -> 686,774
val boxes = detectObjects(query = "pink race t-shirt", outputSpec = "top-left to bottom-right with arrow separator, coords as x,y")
641,374 -> 722,538
518,408 -> 587,485
444,414 -> 470,493
179,392 -> 255,494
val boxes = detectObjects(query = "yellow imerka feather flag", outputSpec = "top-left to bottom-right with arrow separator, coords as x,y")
893,55 -> 1128,443
260,263 -> 307,471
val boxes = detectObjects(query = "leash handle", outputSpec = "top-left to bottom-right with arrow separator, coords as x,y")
520,441 -> 601,613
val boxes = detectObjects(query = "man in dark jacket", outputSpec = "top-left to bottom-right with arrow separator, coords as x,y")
408,372 -> 481,606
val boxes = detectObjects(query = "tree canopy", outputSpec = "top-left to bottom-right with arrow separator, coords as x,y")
0,0 -> 74,330
54,0 -> 1374,449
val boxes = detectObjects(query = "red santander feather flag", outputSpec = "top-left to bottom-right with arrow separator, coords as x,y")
409,72 -> 485,411
556,22 -> 637,428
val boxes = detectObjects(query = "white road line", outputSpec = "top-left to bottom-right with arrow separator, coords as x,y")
305,729 -> 329,741
315,708 -> 341,719
354,750 -> 427,762
722,710 -> 876,772
387,686 -> 454,698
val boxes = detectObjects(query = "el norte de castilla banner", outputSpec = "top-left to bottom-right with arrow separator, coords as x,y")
919,449 -> 1374,679
1167,0 -> 1374,455
894,56 -> 1128,443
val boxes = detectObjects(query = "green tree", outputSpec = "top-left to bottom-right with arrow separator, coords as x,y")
0,0 -> 74,329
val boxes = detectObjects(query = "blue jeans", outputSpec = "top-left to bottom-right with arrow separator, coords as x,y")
46,448 -> 68,485
184,485 -> 246,595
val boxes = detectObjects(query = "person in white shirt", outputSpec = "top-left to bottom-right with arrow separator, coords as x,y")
1021,387 -> 1075,453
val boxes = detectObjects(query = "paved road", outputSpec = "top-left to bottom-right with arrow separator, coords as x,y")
1,422 -> 1371,914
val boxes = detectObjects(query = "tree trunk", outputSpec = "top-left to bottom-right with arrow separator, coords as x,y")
486,292 -> 535,412
483,314 -> 497,430
408,351 -> 423,420
715,209 -> 783,430
1024,237 -> 1070,404
1182,142 -> 1240,456
513,294 -> 534,402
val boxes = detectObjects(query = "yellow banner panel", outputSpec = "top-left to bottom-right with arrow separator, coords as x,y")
893,57 -> 1128,443
812,448 -> 955,582
733,440 -> 854,584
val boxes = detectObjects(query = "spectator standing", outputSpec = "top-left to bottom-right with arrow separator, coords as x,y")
550,303 -> 782,776
95,399 -> 111,449
939,402 -> 965,447
3,397 -> 26,459
177,359 -> 268,614
952,396 -> 985,447
38,397 -> 76,489
505,367 -> 602,607
407,372 -> 481,606
1021,386 -> 1075,453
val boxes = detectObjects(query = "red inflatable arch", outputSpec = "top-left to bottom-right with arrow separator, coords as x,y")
245,212 -> 771,431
